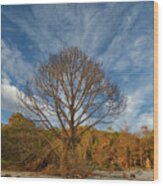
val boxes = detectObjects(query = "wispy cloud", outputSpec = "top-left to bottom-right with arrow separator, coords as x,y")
1,40 -> 34,85
113,84 -> 153,132
1,40 -> 34,115
1,2 -> 154,131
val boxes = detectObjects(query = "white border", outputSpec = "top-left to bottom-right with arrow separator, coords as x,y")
0,1 -> 162,186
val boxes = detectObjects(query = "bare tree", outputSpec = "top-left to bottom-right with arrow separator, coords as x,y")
19,47 -> 126,156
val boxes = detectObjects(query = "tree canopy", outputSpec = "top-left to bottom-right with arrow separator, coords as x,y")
19,47 -> 125,142
17,47 -> 126,176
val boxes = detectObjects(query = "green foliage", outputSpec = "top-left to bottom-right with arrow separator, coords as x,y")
1,113 -> 52,170
1,113 -> 154,176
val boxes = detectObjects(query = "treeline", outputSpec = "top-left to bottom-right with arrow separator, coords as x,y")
1,113 -> 154,177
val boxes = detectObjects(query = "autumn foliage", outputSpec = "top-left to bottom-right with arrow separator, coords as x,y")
1,113 -> 154,178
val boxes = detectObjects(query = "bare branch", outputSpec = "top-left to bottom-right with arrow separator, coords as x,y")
18,47 -> 125,149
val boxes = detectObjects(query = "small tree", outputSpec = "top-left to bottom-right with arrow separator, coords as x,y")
19,47 -> 125,176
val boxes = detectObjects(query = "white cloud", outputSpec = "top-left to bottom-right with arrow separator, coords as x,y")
112,84 -> 153,132
1,77 -> 21,112
2,4 -> 153,80
137,113 -> 153,130
1,3 -> 154,131
1,4 -> 133,57
1,40 -> 34,85
1,40 -> 34,113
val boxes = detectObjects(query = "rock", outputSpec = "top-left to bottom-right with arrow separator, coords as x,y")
130,173 -> 136,179
3,174 -> 11,177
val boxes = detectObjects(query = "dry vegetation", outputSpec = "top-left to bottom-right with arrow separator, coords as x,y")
1,48 -> 154,179
1,113 -> 154,179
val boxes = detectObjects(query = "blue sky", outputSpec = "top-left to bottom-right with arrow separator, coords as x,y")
1,2 -> 154,132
